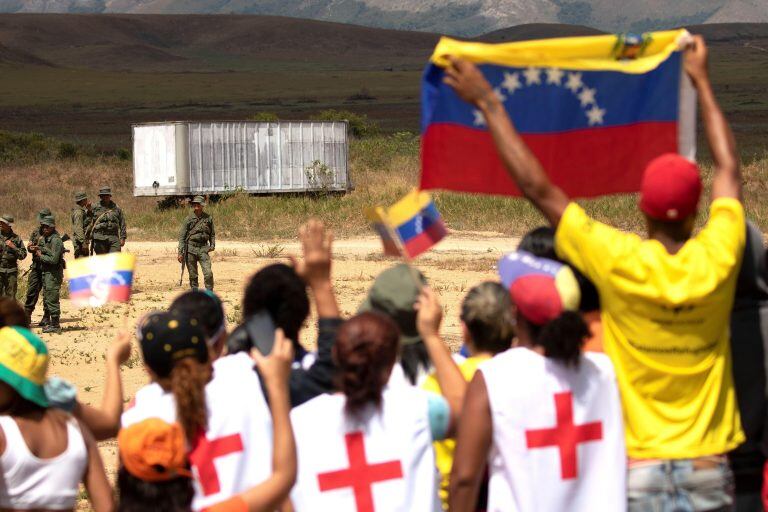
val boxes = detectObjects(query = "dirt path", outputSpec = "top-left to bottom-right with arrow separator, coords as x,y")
32,231 -> 519,488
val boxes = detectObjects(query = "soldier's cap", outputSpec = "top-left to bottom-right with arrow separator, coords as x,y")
0,214 -> 13,226
40,216 -> 55,227
190,195 -> 206,206
36,208 -> 52,224
136,311 -> 209,379
74,191 -> 87,202
358,263 -> 428,346
98,186 -> 112,196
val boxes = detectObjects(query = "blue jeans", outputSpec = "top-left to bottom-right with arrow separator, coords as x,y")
629,459 -> 735,512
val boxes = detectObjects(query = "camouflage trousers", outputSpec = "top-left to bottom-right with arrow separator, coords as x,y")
92,237 -> 121,254
24,266 -> 48,317
0,270 -> 17,299
42,269 -> 63,317
186,246 -> 213,290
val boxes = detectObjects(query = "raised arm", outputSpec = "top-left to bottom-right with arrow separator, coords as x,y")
241,330 -> 297,512
684,36 -> 741,201
449,371 -> 493,512
80,419 -> 115,512
444,56 -> 570,226
416,286 -> 467,435
75,331 -> 131,440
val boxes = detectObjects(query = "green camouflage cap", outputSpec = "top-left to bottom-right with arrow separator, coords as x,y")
36,208 -> 52,224
358,263 -> 428,345
0,214 -> 13,226
40,216 -> 55,227
191,195 -> 206,206
74,191 -> 87,202
98,186 -> 111,196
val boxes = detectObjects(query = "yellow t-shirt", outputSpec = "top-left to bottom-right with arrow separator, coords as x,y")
423,355 -> 489,510
555,198 -> 746,459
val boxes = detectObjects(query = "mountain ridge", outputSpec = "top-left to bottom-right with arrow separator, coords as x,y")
1,0 -> 767,36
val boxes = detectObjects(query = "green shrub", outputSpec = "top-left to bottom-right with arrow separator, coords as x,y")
248,112 -> 280,122
0,131 -> 58,164
310,109 -> 380,138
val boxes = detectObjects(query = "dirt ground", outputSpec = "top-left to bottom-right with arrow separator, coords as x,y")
28,231 -> 518,490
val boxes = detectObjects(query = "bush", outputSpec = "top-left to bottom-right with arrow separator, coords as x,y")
57,142 -> 78,160
248,112 -> 279,122
310,109 -> 380,138
0,131 -> 58,164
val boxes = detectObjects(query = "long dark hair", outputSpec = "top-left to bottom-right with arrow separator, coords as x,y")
529,311 -> 590,367
334,313 -> 400,418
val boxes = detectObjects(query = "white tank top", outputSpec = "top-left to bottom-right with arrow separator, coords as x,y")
290,386 -> 442,512
480,348 -> 626,512
0,414 -> 88,510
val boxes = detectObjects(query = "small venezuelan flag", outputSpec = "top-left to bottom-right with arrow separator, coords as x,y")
67,253 -> 136,308
366,189 -> 447,259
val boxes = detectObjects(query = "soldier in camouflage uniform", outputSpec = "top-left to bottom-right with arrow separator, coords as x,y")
0,215 -> 26,299
25,208 -> 52,326
91,186 -> 126,254
71,191 -> 93,258
177,196 -> 215,290
34,216 -> 64,334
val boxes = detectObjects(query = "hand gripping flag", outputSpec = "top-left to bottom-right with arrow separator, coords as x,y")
365,189 -> 447,259
67,253 -> 136,308
421,30 -> 696,198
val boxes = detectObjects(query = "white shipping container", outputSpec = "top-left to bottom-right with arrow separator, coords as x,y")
132,121 -> 350,196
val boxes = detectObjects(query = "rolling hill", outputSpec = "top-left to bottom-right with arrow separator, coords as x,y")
0,0 -> 767,36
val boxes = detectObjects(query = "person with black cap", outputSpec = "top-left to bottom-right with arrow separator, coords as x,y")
446,36 -> 743,509
24,208 -> 51,326
0,214 -> 26,299
34,216 -> 64,334
71,191 -> 93,258
178,195 -> 215,290
91,186 -> 126,254
124,308 -> 280,510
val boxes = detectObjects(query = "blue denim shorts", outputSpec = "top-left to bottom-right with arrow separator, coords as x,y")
628,458 -> 735,512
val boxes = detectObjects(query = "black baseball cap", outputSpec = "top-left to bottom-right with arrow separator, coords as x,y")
137,311 -> 209,378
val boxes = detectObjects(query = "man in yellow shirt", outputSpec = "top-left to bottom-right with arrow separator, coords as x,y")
423,282 -> 515,510
446,36 -> 744,510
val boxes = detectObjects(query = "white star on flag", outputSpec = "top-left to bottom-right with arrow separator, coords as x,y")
523,67 -> 542,85
502,71 -> 522,94
587,105 -> 606,125
578,87 -> 596,106
546,68 -> 564,85
473,109 -> 486,126
565,72 -> 583,93
494,87 -> 507,103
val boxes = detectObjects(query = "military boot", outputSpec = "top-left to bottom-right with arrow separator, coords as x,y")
24,308 -> 33,327
38,313 -> 50,328
42,316 -> 61,334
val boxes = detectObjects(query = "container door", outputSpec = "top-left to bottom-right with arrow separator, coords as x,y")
132,125 -> 178,196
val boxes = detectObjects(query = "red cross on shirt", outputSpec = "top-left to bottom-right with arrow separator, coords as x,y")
189,431 -> 244,496
317,431 -> 403,512
525,391 -> 603,480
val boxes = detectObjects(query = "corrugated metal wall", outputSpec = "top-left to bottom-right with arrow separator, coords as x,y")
187,121 -> 348,193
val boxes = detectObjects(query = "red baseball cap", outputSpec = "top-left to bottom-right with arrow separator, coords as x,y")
639,154 -> 702,222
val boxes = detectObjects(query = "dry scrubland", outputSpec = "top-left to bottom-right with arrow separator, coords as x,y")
1,133 -> 768,242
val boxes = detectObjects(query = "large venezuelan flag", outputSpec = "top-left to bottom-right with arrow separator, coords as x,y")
67,253 -> 136,308
420,30 -> 696,198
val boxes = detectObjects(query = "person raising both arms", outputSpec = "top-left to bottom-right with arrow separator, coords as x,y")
445,35 -> 744,510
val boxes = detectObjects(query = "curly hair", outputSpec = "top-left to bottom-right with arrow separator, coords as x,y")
117,466 -> 193,511
170,359 -> 210,443
242,263 -> 309,345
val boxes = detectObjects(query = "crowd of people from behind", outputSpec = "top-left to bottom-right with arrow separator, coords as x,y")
0,35 -> 765,512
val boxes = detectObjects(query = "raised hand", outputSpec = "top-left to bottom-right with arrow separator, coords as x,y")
106,330 -> 132,366
415,286 -> 443,339
443,56 -> 495,107
251,328 -> 294,386
291,219 -> 333,287
683,35 -> 709,85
